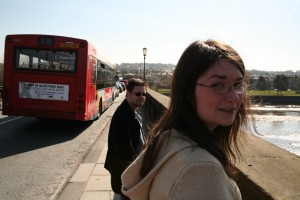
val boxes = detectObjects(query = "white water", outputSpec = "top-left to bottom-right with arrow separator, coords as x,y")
251,105 -> 300,156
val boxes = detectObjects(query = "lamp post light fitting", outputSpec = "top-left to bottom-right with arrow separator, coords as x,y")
143,48 -> 147,81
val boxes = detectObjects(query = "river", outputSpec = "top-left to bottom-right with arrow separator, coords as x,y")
251,105 -> 300,156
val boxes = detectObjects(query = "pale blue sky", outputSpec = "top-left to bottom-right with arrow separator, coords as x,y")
0,0 -> 299,71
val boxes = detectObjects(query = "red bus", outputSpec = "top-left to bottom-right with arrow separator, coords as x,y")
1,34 -> 118,121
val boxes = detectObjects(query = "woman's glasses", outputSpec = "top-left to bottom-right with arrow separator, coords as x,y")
134,92 -> 147,97
196,82 -> 247,95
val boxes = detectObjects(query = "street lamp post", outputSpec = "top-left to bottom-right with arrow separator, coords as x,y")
143,47 -> 147,81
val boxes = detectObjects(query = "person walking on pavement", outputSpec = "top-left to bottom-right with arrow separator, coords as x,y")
104,78 -> 147,200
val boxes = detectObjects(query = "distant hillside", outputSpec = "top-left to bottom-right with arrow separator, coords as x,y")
118,63 -> 175,70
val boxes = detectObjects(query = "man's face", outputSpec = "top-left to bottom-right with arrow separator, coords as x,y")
127,86 -> 146,109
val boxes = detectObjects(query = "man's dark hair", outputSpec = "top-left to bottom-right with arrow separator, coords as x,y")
126,78 -> 147,92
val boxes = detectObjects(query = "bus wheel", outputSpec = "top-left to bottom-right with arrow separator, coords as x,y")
95,100 -> 102,120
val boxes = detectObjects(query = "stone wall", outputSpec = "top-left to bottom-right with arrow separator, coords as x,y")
252,95 -> 300,105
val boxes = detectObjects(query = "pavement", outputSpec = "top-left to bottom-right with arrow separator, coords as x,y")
56,97 -> 124,200
56,123 -> 120,200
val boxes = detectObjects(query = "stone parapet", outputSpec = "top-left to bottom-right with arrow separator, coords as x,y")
251,95 -> 300,105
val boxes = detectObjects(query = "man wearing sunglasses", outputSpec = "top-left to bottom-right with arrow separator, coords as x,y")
105,78 -> 147,200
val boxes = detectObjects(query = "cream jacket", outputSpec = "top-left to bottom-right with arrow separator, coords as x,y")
121,129 -> 242,200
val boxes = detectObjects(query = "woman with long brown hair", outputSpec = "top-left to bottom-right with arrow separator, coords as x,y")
121,39 -> 252,200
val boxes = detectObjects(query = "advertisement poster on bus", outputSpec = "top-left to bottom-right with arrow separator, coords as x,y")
19,82 -> 69,101
104,88 -> 112,100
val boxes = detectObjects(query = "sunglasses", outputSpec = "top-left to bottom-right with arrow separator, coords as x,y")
134,92 -> 147,97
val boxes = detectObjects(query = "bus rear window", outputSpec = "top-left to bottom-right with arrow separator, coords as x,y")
14,48 -> 77,72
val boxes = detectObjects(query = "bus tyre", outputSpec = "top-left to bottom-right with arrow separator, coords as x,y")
95,100 -> 102,120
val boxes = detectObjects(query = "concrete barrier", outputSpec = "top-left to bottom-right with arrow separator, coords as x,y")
144,89 -> 300,200
252,95 -> 300,105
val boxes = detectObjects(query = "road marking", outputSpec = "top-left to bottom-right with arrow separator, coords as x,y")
0,116 -> 23,125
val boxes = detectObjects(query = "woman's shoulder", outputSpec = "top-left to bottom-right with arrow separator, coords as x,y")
159,129 -> 221,166
150,130 -> 239,199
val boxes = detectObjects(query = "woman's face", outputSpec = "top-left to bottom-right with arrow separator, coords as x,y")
195,59 -> 245,131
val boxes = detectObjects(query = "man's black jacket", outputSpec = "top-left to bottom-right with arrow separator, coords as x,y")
104,99 -> 144,173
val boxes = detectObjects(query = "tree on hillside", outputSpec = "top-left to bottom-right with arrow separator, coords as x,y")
296,77 -> 300,91
273,74 -> 288,91
256,76 -> 268,90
